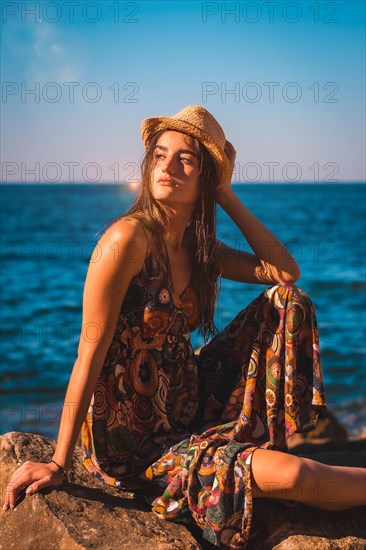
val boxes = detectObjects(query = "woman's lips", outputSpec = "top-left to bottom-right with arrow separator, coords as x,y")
159,179 -> 176,186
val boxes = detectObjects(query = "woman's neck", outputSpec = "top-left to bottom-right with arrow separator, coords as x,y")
164,207 -> 193,253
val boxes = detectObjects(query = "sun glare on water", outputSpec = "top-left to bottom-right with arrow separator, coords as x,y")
127,181 -> 140,191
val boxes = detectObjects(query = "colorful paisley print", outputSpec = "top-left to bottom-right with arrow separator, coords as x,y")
81,236 -> 327,548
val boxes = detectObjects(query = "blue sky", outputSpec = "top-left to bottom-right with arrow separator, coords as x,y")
1,0 -> 365,183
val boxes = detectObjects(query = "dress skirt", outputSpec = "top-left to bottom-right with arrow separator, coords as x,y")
136,282 -> 327,548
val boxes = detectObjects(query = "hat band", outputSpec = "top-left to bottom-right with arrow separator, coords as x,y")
162,117 -> 221,147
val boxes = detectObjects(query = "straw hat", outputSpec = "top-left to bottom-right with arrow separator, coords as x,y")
140,105 -> 232,187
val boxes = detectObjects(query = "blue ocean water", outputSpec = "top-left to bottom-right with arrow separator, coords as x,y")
1,183 -> 365,438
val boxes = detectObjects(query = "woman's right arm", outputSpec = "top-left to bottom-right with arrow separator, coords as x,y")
3,218 -> 147,511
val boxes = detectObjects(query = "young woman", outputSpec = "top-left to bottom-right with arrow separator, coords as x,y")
3,105 -> 365,548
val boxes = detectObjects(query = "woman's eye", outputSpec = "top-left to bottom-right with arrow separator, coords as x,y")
180,157 -> 191,163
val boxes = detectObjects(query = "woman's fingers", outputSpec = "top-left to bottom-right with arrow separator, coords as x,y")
224,140 -> 236,170
4,475 -> 29,510
3,461 -> 64,511
25,474 -> 53,495
224,140 -> 235,154
3,460 -> 32,510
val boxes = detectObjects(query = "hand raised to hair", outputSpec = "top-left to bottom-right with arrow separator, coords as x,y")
216,140 -> 237,205
224,140 -> 236,173
3,460 -> 65,511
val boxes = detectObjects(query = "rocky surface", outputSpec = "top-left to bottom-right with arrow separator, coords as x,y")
0,432 -> 200,550
287,407 -> 349,447
1,407 -> 365,550
248,493 -> 366,550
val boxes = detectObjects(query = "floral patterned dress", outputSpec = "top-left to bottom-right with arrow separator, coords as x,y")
81,234 -> 327,548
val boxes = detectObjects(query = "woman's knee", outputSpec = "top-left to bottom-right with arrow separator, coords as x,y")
268,281 -> 304,295
266,281 -> 313,308
250,448 -> 305,498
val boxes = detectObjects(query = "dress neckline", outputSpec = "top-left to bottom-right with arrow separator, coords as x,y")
172,273 -> 193,303
145,234 -> 194,305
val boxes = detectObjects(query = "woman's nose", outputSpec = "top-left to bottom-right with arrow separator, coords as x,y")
161,155 -> 176,173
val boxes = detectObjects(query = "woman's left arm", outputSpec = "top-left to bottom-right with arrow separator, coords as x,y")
216,141 -> 301,285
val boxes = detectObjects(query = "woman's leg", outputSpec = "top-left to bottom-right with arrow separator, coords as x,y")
196,282 -> 327,447
250,447 -> 366,510
143,283 -> 349,548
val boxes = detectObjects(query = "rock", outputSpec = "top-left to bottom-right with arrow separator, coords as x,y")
289,438 -> 366,458
1,431 -> 365,550
0,432 -> 200,550
248,498 -> 366,550
287,407 -> 348,448
287,406 -> 366,459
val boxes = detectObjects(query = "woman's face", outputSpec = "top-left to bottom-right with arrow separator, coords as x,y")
151,130 -> 201,206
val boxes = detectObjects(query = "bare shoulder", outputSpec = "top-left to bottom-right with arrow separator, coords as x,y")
78,217 -> 150,363
97,216 -> 149,277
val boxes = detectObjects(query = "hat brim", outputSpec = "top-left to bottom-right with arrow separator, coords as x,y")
141,116 -> 232,187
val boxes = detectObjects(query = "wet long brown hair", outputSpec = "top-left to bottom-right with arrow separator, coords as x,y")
100,129 -> 222,342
